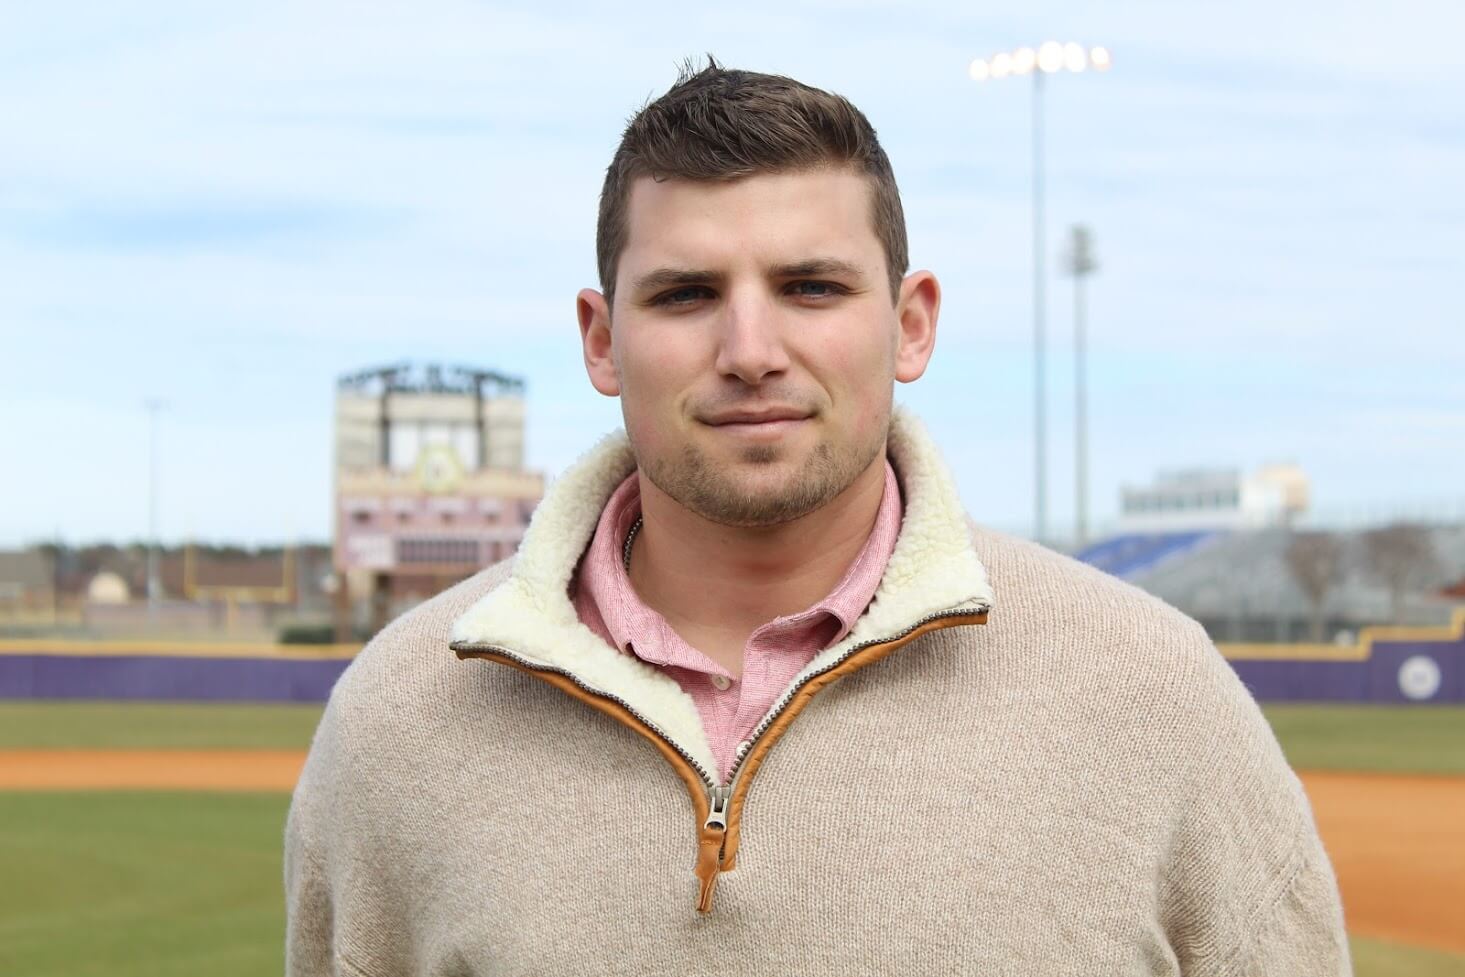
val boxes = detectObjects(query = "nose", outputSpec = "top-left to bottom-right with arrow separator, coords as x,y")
713,289 -> 790,385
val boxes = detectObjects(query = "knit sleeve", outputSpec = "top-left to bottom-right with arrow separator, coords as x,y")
1159,630 -> 1351,977
284,697 -> 343,977
1226,833 -> 1352,977
284,696 -> 380,977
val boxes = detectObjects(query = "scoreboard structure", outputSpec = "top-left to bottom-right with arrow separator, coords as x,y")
333,363 -> 544,639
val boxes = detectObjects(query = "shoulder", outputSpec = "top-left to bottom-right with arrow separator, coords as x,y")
963,521 -> 1267,746
291,558 -> 521,822
961,523 -> 1320,857
317,558 -> 518,737
966,520 -> 1214,662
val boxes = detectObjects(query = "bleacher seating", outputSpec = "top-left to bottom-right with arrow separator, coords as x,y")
1075,531 -> 1221,580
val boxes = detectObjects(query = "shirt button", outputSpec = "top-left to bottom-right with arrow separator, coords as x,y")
711,675 -> 731,691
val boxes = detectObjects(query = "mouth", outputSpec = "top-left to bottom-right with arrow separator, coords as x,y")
712,417 -> 805,434
700,410 -> 813,438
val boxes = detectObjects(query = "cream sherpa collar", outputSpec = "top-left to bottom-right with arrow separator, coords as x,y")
451,406 -> 995,782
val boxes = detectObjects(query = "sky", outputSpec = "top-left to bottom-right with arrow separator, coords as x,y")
3,0 -> 1463,547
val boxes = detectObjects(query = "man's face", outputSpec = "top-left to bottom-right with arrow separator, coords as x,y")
578,167 -> 937,528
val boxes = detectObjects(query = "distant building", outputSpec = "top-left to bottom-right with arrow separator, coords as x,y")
333,363 -> 545,638
86,571 -> 130,604
75,546 -> 329,636
0,549 -> 55,614
1118,464 -> 1309,533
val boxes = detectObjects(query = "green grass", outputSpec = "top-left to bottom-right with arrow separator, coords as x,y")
1351,936 -> 1465,977
0,701 -> 324,749
4,701 -> 1463,777
0,791 -> 291,977
1,703 -> 1464,977
1261,705 -> 1465,776
0,794 -> 1458,977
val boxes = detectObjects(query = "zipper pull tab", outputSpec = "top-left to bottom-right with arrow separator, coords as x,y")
705,785 -> 730,830
695,786 -> 731,913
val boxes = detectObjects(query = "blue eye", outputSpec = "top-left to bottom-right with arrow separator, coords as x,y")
791,281 -> 841,298
655,286 -> 711,306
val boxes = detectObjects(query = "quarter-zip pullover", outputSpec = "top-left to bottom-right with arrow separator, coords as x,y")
285,408 -> 1350,977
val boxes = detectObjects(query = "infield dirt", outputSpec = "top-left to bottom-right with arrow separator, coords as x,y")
1,751 -> 1460,953
1303,771 -> 1465,955
0,749 -> 304,791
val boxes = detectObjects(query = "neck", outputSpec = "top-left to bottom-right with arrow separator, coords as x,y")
627,451 -> 889,669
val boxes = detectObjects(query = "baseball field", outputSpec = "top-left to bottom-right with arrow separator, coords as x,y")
1,701 -> 1462,976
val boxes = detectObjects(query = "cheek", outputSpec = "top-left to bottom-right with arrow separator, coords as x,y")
806,322 -> 896,407
615,327 -> 702,436
617,328 -> 683,393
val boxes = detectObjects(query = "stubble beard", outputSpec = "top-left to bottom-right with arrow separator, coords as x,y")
636,416 -> 890,529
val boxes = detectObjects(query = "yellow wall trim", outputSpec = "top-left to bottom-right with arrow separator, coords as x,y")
0,639 -> 361,660
1220,607 -> 1465,662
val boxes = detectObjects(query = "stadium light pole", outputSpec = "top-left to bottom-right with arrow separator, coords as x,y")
144,398 -> 166,618
969,42 -> 1110,544
1064,225 -> 1099,549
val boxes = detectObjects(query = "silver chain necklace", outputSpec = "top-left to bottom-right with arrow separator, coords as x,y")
622,515 -> 643,571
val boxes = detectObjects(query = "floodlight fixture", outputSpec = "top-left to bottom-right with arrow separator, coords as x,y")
968,43 -> 1112,83
1037,41 -> 1064,73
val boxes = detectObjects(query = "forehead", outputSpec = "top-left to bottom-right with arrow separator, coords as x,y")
618,168 -> 881,273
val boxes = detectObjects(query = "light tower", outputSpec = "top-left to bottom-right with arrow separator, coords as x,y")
969,42 -> 1111,543
144,398 -> 166,618
1064,224 -> 1099,548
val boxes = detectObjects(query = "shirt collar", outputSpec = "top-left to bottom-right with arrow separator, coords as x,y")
577,460 -> 904,665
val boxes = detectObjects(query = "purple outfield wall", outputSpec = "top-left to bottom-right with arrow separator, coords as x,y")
0,651 -> 352,702
1222,614 -> 1465,704
1,614 -> 1462,703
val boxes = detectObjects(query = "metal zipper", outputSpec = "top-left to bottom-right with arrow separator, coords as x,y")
451,643 -> 719,790
456,598 -> 988,796
454,597 -> 989,909
706,785 -> 731,829
722,600 -> 991,785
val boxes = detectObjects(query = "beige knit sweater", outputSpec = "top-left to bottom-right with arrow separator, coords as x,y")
285,410 -> 1350,976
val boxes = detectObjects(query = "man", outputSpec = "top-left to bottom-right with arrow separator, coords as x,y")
286,61 -> 1350,975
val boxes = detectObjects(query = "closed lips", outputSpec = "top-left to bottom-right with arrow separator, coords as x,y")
704,411 -> 810,425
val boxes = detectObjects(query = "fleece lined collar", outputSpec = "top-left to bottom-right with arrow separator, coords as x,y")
451,406 -> 996,782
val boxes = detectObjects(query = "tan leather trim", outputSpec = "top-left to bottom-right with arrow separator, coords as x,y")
456,650 -> 711,826
694,823 -> 725,912
719,610 -> 987,870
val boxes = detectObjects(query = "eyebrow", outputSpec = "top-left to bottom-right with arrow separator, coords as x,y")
629,267 -> 721,294
770,258 -> 867,281
629,257 -> 868,296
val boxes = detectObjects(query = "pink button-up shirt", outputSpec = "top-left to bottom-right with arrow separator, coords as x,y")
570,462 -> 903,782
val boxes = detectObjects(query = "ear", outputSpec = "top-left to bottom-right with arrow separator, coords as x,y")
577,288 -> 620,397
893,270 -> 940,383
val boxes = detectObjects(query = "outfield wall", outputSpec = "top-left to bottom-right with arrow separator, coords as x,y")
0,642 -> 354,703
1224,611 -> 1464,704
1,611 -> 1462,704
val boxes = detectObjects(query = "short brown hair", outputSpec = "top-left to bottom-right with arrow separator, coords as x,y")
596,58 -> 908,304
